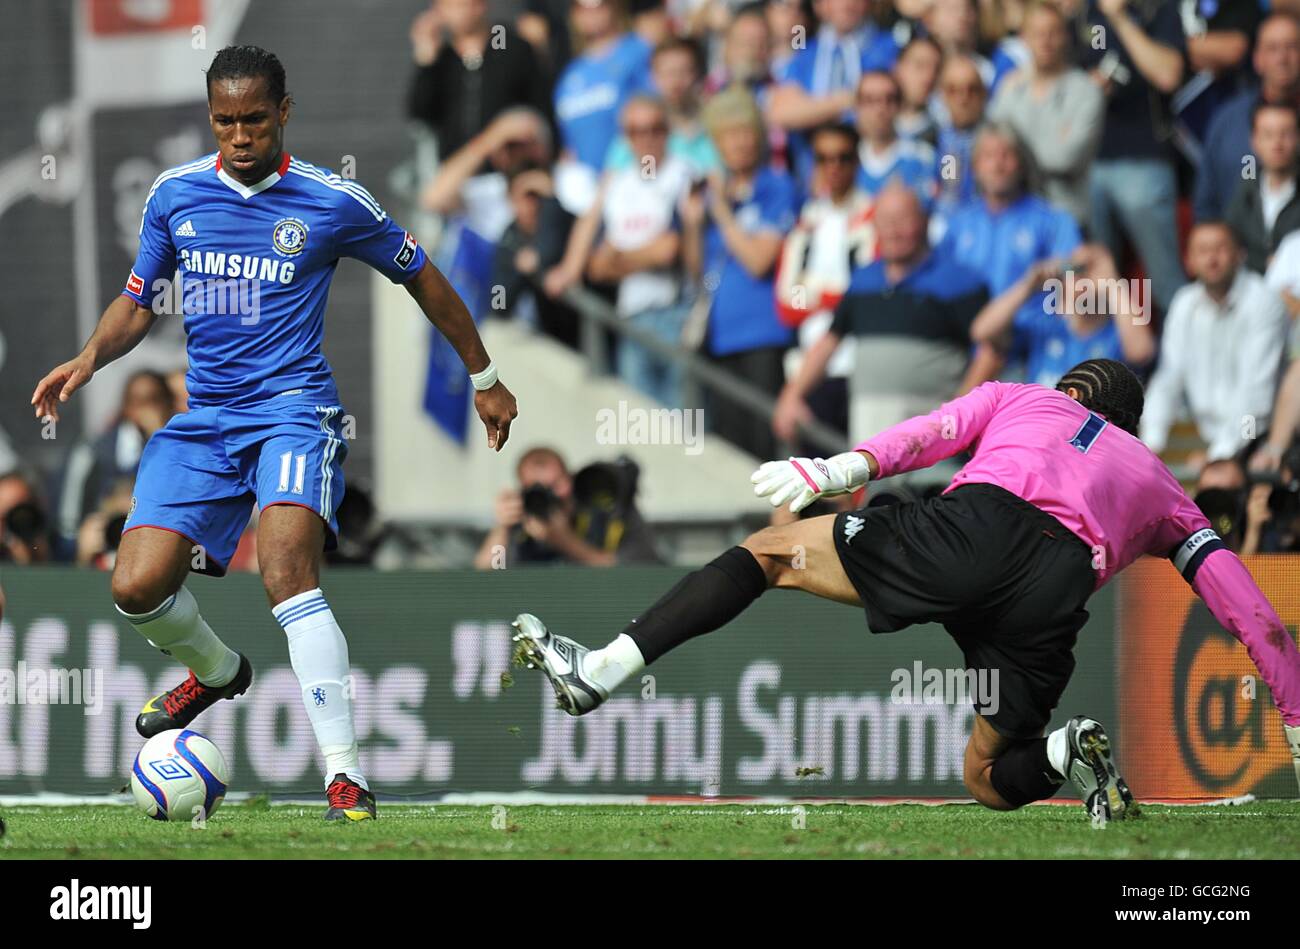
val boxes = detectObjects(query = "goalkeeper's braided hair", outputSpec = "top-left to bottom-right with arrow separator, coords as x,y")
1056,358 -> 1144,436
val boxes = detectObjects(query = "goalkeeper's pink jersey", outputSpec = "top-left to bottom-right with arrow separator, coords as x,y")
854,381 -> 1300,726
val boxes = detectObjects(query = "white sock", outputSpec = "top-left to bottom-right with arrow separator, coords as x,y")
1046,726 -> 1069,779
118,586 -> 241,686
581,634 -> 646,694
273,588 -> 366,790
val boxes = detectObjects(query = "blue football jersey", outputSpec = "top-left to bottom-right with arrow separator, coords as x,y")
123,152 -> 428,408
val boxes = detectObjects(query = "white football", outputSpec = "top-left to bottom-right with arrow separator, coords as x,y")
130,729 -> 229,822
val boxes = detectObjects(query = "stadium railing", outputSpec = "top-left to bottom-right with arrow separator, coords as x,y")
556,282 -> 846,459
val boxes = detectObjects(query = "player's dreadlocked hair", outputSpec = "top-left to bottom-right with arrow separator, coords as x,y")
1056,358 -> 1144,436
205,46 -> 288,104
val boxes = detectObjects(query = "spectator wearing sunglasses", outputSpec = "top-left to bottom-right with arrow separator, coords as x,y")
853,70 -> 939,204
774,122 -> 877,453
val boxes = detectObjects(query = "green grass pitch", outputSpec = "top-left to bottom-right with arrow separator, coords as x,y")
2,800 -> 1298,859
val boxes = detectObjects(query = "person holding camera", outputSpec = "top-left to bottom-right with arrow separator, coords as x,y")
0,472 -> 50,564
474,446 -> 661,568
1193,442 -> 1300,556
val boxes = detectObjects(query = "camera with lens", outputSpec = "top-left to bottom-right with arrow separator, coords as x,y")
522,483 -> 563,520
4,502 -> 47,547
1247,444 -> 1300,524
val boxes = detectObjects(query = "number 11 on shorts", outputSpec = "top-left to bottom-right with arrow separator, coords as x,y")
278,451 -> 307,495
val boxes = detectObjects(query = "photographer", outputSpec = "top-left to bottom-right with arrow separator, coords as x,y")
0,472 -> 51,564
1191,436 -> 1300,554
474,446 -> 662,568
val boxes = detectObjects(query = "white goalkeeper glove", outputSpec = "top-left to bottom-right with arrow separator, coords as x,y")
751,451 -> 871,514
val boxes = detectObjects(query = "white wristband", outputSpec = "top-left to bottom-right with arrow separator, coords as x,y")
469,361 -> 498,391
828,450 -> 871,489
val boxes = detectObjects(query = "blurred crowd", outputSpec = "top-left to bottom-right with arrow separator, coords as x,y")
411,0 -> 1300,556
6,0 -> 1300,567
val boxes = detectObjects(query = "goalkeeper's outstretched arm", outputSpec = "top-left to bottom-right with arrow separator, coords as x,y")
852,381 -> 1006,478
753,383 -> 1007,513
1183,544 -> 1300,781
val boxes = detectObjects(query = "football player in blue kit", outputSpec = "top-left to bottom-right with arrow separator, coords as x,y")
31,46 -> 517,821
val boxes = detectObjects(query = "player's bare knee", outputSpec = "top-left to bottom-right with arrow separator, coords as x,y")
111,563 -> 178,615
740,528 -> 787,587
260,558 -> 318,607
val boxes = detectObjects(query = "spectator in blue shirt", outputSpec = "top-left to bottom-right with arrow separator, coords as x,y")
923,0 -> 1017,97
938,121 -> 1082,378
685,84 -> 801,458
932,55 -> 988,229
1196,12 -> 1300,221
766,0 -> 901,185
854,70 -> 939,202
552,0 -> 652,210
605,37 -> 721,175
970,242 -> 1156,387
893,34 -> 943,146
766,0 -> 813,83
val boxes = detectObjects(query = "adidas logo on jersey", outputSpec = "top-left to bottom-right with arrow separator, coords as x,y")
174,219 -> 197,237
843,514 -> 865,544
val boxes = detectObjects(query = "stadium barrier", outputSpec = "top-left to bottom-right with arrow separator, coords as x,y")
0,562 -> 1293,800
557,282 -> 847,457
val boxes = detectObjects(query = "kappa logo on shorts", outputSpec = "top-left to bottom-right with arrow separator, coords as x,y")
394,230 -> 418,270
843,514 -> 865,544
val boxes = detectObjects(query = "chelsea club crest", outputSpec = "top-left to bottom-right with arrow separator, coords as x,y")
272,217 -> 309,257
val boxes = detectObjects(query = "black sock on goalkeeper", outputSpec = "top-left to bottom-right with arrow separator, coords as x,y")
623,546 -> 768,664
988,738 -> 1064,808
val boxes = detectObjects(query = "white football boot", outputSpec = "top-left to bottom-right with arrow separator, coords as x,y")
511,613 -> 607,716
1063,715 -> 1135,824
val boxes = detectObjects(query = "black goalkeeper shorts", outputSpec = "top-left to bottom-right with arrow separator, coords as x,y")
831,482 -> 1096,739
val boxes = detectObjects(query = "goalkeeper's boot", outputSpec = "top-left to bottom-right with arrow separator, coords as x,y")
511,613 -> 607,716
1063,715 -> 1134,824
135,654 -> 254,738
325,774 -> 377,822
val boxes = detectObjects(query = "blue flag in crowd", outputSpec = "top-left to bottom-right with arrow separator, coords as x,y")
422,220 -> 496,444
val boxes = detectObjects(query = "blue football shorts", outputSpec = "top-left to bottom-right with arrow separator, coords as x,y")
124,397 -> 348,576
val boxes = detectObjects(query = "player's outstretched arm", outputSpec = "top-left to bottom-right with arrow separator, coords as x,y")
31,294 -> 157,422
404,259 -> 517,451
854,381 -> 1006,479
1188,545 -> 1300,779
